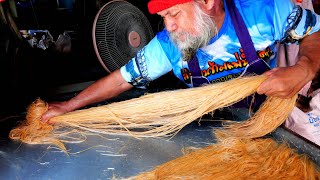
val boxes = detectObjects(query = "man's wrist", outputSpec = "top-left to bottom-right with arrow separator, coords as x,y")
296,56 -> 319,81
62,100 -> 78,113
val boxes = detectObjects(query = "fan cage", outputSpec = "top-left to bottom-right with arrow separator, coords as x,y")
93,0 -> 154,73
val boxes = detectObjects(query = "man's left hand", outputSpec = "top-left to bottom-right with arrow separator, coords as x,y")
257,64 -> 310,98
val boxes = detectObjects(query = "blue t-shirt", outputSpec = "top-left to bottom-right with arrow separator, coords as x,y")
120,0 -> 320,88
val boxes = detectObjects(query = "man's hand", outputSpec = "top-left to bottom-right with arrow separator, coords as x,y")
257,64 -> 310,98
41,101 -> 71,123
258,31 -> 320,98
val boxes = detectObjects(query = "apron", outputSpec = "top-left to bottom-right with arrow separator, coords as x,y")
187,0 -> 270,109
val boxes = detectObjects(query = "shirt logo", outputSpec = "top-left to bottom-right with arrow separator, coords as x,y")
181,46 -> 273,84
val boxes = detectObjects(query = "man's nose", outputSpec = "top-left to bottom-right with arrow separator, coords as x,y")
164,17 -> 178,32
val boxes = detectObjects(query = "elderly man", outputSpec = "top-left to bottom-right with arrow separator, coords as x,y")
42,0 -> 320,122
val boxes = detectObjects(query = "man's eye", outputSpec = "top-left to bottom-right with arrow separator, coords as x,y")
171,11 -> 180,17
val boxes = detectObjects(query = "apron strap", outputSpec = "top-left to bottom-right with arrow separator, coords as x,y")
226,0 -> 270,75
226,0 -> 258,63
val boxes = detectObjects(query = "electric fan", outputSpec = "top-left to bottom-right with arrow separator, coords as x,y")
93,0 -> 154,73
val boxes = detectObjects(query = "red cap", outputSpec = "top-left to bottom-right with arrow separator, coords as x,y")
148,0 -> 193,14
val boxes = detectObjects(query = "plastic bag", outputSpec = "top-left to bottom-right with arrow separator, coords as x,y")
285,89 -> 320,146
54,31 -> 72,53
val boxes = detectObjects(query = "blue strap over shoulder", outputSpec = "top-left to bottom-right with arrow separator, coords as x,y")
225,0 -> 270,75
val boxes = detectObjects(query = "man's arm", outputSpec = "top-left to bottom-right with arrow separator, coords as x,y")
41,69 -> 133,122
257,31 -> 320,98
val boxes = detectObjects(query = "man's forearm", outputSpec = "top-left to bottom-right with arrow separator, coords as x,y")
297,31 -> 320,81
64,69 -> 133,112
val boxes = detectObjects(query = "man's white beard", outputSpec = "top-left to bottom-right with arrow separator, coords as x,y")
169,3 -> 217,61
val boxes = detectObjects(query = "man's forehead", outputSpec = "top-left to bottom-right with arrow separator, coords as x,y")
157,5 -> 181,16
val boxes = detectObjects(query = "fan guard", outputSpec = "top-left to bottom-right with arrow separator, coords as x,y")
93,0 -> 154,73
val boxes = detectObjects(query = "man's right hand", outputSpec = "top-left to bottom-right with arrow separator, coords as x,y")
41,101 -> 71,123
41,69 -> 133,123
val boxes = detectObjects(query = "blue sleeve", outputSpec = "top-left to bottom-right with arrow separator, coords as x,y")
273,0 -> 320,44
120,34 -> 173,87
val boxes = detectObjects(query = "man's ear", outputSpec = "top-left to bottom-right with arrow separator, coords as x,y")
203,0 -> 215,11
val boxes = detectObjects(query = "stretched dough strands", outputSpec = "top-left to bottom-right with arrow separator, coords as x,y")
215,95 -> 298,139
48,75 -> 267,137
9,75 -> 295,148
131,137 -> 320,180
9,100 -> 68,152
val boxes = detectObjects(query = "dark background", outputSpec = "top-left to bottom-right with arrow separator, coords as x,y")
0,0 -> 179,117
